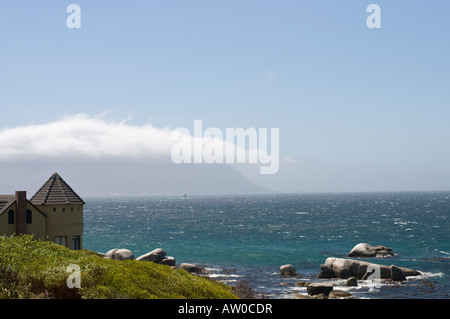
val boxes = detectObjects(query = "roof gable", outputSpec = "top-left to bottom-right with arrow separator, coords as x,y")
30,173 -> 85,205
0,195 -> 16,215
0,195 -> 47,218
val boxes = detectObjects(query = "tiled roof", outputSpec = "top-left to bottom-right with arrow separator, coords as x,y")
0,195 -> 15,215
30,173 -> 85,205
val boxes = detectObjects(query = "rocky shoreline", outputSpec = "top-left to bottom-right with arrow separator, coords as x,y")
97,242 -> 425,299
278,243 -> 423,299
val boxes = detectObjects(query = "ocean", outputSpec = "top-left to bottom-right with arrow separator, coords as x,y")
83,192 -> 450,299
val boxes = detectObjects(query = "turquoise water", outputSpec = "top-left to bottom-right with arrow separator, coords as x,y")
83,192 -> 450,298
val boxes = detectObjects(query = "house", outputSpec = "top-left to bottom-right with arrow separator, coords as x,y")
0,172 -> 85,250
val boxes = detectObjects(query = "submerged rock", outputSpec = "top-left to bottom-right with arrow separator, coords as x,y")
348,243 -> 396,258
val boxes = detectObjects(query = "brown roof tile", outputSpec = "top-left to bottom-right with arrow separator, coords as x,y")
30,173 -> 85,205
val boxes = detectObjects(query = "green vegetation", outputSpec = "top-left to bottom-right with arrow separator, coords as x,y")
0,235 -> 237,299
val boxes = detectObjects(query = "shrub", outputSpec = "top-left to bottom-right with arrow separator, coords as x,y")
0,235 -> 237,299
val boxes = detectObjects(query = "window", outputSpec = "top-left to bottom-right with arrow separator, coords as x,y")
72,236 -> 80,250
54,236 -> 67,247
53,208 -> 56,212
62,207 -> 65,212
8,210 -> 14,224
26,210 -> 32,224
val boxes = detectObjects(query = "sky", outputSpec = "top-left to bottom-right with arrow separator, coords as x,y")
0,1 -> 450,194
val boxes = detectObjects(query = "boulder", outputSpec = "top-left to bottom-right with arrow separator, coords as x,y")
306,283 -> 333,296
161,256 -> 176,266
295,281 -> 310,287
318,257 -> 420,280
399,267 -> 421,277
346,277 -> 358,286
136,248 -> 167,263
317,263 -> 335,279
280,264 -> 297,277
390,265 -> 406,281
105,248 -> 135,261
179,263 -> 204,273
329,290 -> 352,298
348,243 -> 395,258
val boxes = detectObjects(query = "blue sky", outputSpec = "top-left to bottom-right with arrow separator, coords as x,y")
1,1 -> 450,192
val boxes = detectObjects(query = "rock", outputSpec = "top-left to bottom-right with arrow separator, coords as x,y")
318,257 -> 420,280
294,293 -> 312,299
317,263 -> 335,279
295,281 -> 310,287
329,290 -> 352,298
179,263 -> 204,273
390,265 -> 406,281
280,264 -> 297,277
348,243 -> 395,258
105,248 -> 135,261
346,277 -> 358,286
399,267 -> 421,277
136,248 -> 167,263
160,256 -> 176,266
307,283 -> 333,296
372,245 -> 396,257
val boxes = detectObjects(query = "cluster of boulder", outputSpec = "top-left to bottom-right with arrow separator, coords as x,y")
100,248 -> 205,274
103,248 -> 176,266
319,243 -> 421,281
318,257 -> 420,281
279,243 -> 422,298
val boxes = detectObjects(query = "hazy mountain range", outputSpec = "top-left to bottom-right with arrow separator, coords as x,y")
0,161 -> 269,197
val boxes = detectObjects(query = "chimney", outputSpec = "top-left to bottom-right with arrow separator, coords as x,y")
15,191 -> 27,235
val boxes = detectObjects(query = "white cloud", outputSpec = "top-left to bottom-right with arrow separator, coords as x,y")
0,114 -> 175,162
0,114 -> 280,175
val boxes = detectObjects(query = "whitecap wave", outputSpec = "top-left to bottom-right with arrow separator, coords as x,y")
416,271 -> 445,279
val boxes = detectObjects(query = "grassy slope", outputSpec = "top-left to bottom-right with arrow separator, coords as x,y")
0,235 -> 237,299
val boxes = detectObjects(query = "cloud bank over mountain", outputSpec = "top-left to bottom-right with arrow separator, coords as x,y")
0,114 -> 277,168
0,114 -> 273,195
0,114 -> 174,162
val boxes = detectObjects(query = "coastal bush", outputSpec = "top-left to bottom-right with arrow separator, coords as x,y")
0,235 -> 237,299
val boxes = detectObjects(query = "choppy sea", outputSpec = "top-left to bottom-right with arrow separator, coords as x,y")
83,192 -> 450,299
